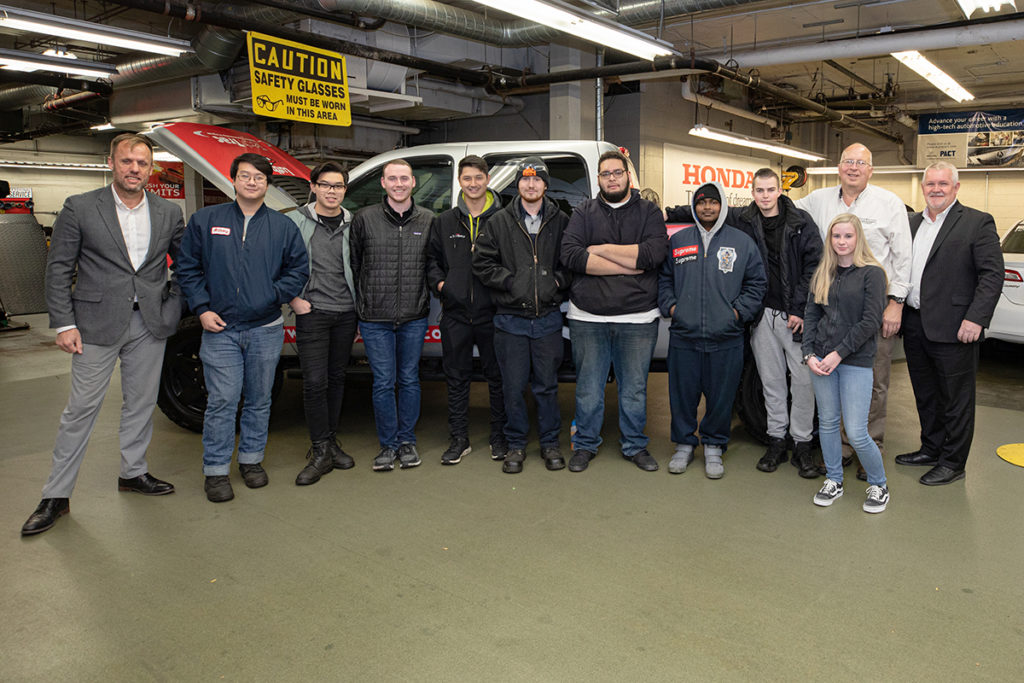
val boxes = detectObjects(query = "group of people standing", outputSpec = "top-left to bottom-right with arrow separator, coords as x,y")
21,135 -> 1004,536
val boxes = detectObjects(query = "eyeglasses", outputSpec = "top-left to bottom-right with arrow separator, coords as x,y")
316,182 -> 346,192
237,172 -> 268,184
840,159 -> 871,167
598,169 -> 627,179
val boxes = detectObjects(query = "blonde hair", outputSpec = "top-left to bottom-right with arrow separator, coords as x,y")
810,213 -> 886,305
639,187 -> 661,208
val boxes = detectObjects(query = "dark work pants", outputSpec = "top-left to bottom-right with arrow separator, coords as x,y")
667,344 -> 744,448
494,329 -> 563,450
295,309 -> 358,443
902,307 -> 979,471
440,315 -> 506,442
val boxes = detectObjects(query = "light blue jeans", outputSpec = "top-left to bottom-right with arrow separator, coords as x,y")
200,324 -> 284,475
810,362 -> 886,487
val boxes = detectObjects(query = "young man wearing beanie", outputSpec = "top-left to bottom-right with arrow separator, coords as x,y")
658,181 -> 766,478
427,155 -> 508,465
473,157 -> 570,474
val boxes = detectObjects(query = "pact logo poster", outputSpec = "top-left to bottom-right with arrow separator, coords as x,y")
247,31 -> 351,127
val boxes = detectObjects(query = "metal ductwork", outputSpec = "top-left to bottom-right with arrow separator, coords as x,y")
315,0 -> 765,47
0,85 -> 60,112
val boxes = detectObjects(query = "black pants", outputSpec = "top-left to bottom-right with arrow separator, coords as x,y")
295,309 -> 358,443
440,315 -> 506,442
902,306 -> 979,471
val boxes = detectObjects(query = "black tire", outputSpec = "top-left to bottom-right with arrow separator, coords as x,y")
158,316 -> 206,433
157,315 -> 286,433
735,360 -> 770,445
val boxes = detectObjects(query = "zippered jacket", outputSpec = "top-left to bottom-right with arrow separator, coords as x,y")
427,189 -> 502,324
802,264 -> 887,368
350,199 -> 433,323
291,202 -> 357,309
178,201 -> 308,331
473,197 -> 570,319
658,220 -> 766,351
561,189 -> 667,315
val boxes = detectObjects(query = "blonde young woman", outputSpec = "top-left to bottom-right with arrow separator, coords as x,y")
801,214 -> 890,512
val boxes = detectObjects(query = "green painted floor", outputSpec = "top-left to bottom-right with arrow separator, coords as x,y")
2,315 -> 1023,681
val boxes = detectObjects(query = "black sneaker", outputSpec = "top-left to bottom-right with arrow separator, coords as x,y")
626,449 -> 659,472
296,441 -> 334,486
503,448 -> 525,474
205,475 -> 234,503
239,463 -> 268,488
756,437 -> 788,472
490,438 -> 510,461
397,443 -> 421,469
541,445 -> 565,471
568,449 -> 595,473
373,447 -> 397,472
442,436 -> 471,465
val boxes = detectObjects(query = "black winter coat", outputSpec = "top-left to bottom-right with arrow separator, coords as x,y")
350,200 -> 432,323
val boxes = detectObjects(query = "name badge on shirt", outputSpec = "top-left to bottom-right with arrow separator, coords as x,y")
717,246 -> 736,274
211,226 -> 231,236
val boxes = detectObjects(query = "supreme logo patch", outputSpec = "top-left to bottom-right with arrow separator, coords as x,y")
673,245 -> 698,258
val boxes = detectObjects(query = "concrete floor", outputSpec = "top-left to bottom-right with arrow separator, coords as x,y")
2,313 -> 1023,681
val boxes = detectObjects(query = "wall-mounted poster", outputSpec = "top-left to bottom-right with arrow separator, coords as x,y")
917,110 -> 1024,168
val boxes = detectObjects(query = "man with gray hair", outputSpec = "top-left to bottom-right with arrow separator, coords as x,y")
796,142 -> 912,479
896,161 -> 1002,485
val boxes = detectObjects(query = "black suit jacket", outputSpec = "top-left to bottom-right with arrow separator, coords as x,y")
908,201 -> 1003,343
45,186 -> 186,346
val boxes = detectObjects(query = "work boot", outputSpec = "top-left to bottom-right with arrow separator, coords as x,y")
296,441 -> 334,486
756,437 -> 788,472
327,436 -> 354,470
794,441 -> 821,479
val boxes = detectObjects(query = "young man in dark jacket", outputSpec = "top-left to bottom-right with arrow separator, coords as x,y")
178,153 -> 309,503
473,157 -> 570,474
658,181 -> 766,479
427,155 -> 508,465
560,150 -> 667,473
350,159 -> 433,472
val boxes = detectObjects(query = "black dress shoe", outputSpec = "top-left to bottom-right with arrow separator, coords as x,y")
895,450 -> 939,467
21,498 -> 70,536
626,449 -> 659,472
920,465 -> 965,486
118,473 -> 175,495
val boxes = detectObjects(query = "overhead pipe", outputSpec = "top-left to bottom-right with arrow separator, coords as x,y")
492,55 -> 902,143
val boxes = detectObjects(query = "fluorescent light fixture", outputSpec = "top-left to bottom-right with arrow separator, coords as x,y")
90,122 -> 115,131
688,124 -> 827,162
892,50 -> 974,102
955,1 -> 1016,19
0,5 -> 192,56
0,160 -> 109,172
469,0 -> 675,61
0,48 -> 117,78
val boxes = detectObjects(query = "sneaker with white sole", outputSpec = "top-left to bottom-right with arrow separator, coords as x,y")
441,436 -> 471,465
704,445 -> 724,479
668,445 -> 694,474
813,478 -> 844,506
397,442 -> 421,469
373,447 -> 397,472
863,485 -> 889,513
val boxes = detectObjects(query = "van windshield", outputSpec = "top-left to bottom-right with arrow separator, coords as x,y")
483,153 -> 593,215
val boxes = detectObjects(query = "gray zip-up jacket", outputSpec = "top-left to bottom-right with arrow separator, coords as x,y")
290,202 -> 357,311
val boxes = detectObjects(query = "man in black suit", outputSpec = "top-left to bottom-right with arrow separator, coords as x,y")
22,133 -> 185,535
895,161 -> 1003,485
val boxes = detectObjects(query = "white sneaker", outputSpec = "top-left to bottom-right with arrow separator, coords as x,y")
668,445 -> 694,474
863,485 -> 889,513
704,445 -> 724,479
813,478 -> 844,506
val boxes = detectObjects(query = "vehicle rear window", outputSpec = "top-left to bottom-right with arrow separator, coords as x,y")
1002,223 -> 1024,254
343,156 -> 453,214
484,153 -> 592,215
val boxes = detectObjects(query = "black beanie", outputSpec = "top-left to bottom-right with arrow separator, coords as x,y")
516,157 -> 550,187
693,184 -> 721,205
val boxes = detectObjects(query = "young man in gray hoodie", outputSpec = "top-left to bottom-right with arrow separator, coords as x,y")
289,161 -> 358,486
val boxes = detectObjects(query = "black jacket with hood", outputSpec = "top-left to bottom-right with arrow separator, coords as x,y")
472,196 -> 570,319
426,189 -> 502,324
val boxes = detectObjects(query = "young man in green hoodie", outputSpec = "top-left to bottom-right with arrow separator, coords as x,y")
427,156 -> 508,464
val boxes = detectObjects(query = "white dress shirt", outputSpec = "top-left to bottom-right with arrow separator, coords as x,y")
908,201 -> 956,309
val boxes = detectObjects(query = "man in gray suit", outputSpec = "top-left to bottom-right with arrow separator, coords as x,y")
21,133 -> 185,536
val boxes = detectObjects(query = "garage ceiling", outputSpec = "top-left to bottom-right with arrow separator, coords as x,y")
0,0 -> 1021,140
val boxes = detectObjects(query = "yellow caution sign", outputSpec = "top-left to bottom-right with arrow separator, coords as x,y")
247,31 -> 351,127
996,443 -> 1024,468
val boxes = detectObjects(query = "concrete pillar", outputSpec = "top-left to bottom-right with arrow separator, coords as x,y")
548,46 -> 596,140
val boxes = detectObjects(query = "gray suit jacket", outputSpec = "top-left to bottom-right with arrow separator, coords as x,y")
46,185 -> 186,345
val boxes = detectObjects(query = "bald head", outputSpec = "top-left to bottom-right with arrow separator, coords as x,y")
838,143 -> 873,197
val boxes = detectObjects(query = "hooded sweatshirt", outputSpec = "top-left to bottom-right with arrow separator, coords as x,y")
291,202 -> 356,313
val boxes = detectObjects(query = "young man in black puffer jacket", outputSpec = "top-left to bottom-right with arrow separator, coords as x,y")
427,155 -> 508,465
473,157 -> 570,475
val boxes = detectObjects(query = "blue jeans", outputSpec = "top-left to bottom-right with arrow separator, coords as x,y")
493,328 -> 563,449
811,362 -> 887,487
569,319 -> 658,455
200,324 -> 284,476
359,318 -> 428,449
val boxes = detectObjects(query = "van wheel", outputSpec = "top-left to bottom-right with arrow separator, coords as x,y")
157,316 -> 286,433
735,361 -> 770,445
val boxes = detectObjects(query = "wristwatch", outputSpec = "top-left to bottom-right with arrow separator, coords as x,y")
802,353 -> 815,365
888,295 -> 906,304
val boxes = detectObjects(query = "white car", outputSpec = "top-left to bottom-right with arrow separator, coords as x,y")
986,220 -> 1024,344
